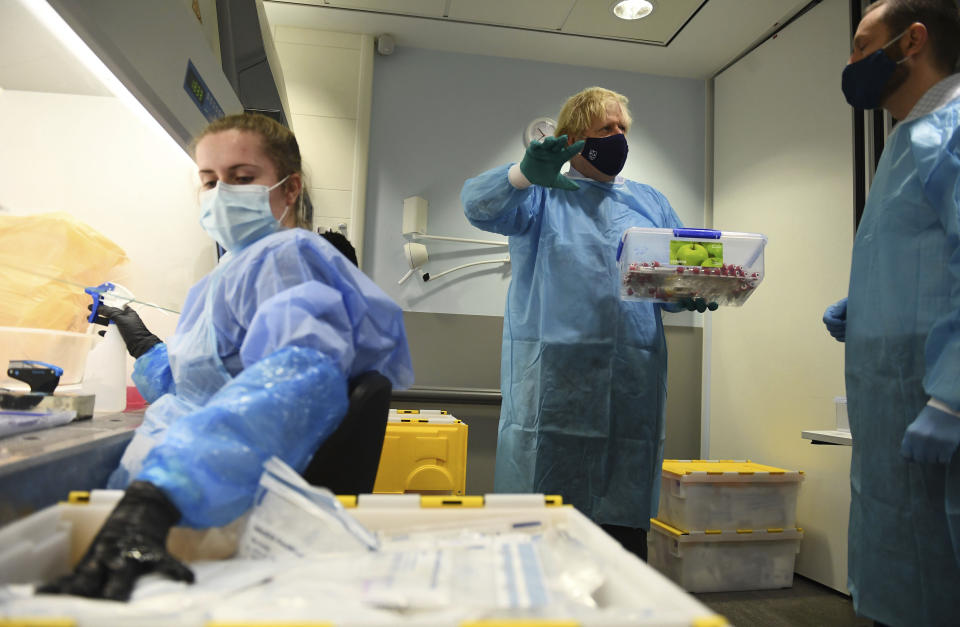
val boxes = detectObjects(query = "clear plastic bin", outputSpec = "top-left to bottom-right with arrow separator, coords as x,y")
657,460 -> 804,532
648,518 -> 803,593
617,227 -> 767,306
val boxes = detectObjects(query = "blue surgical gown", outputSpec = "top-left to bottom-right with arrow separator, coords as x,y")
461,164 -> 682,529
110,228 -> 414,528
845,95 -> 960,626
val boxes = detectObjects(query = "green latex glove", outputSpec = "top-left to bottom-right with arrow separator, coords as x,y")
519,135 -> 585,191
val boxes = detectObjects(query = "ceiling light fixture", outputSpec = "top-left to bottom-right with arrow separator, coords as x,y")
611,0 -> 654,20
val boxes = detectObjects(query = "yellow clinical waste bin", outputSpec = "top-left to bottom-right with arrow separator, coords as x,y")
372,410 -> 468,495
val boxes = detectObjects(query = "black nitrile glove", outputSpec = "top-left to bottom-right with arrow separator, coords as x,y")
89,304 -> 161,359
679,297 -> 718,313
38,481 -> 193,601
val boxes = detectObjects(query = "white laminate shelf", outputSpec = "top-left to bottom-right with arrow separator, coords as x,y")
801,429 -> 853,446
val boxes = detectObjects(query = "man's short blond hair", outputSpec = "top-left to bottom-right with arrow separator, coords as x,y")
555,87 -> 632,139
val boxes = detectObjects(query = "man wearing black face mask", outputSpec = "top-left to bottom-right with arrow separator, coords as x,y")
822,1 -> 960,626
461,87 -> 705,562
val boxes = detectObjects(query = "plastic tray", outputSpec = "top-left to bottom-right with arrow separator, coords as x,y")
0,491 -> 727,626
617,227 -> 767,306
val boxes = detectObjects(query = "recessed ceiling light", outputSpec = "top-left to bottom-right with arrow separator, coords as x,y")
611,0 -> 654,20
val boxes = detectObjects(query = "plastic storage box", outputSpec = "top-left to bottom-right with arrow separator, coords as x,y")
658,460 -> 804,532
0,491 -> 727,626
617,227 -> 767,306
648,518 -> 803,593
372,409 -> 468,495
0,326 -> 93,389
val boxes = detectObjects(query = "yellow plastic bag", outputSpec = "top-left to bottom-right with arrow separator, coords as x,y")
0,212 -> 128,332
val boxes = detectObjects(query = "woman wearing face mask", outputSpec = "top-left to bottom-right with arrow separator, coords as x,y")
461,87 -> 704,561
40,113 -> 414,601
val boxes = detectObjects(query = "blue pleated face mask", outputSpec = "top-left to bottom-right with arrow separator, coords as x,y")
199,176 -> 290,251
841,29 -> 909,110
581,133 -> 629,177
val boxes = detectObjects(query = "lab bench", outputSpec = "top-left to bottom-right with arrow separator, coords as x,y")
0,411 -> 142,526
0,386 -> 503,525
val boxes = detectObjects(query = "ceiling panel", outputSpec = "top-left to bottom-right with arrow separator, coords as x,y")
563,0 -> 705,44
448,0 -> 577,31
263,0 -> 814,80
324,0 -> 446,17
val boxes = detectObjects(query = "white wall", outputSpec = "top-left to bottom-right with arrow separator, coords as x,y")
272,27 -> 374,261
0,89 -> 213,347
363,47 -> 706,317
710,0 -> 853,592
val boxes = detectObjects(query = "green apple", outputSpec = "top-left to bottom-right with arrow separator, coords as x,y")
705,243 -> 723,260
701,257 -> 723,268
676,242 -> 708,266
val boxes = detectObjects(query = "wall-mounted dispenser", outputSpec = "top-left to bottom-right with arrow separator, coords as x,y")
399,195 -> 510,283
397,242 -> 428,285
402,196 -> 428,236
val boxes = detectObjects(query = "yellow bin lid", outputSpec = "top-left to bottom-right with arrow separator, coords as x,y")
662,459 -> 804,482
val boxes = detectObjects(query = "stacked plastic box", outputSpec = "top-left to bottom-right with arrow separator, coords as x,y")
372,409 -> 468,495
648,459 -> 805,593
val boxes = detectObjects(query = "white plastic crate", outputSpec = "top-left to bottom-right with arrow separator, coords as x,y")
658,460 -> 804,532
0,491 -> 727,626
617,227 -> 767,306
648,518 -> 803,593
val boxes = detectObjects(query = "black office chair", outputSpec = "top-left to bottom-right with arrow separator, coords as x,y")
300,371 -> 392,494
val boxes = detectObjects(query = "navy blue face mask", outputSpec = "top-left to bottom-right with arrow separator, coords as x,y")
841,29 -> 909,110
581,133 -> 629,177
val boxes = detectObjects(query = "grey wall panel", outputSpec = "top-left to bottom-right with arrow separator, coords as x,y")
664,325 -> 702,459
396,312 -> 702,493
401,311 -> 502,391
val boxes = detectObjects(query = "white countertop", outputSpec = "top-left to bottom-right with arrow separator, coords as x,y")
801,429 -> 853,446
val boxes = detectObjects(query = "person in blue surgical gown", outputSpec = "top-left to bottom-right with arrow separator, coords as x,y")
461,86 -> 707,561
822,1 -> 960,624
40,113 -> 413,601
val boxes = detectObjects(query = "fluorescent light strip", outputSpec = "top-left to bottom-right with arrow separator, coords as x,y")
20,0 -> 194,165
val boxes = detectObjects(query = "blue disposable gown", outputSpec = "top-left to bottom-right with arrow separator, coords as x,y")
462,164 -> 682,528
845,96 -> 960,626
109,228 -> 414,528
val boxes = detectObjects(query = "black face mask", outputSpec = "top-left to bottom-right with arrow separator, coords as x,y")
841,29 -> 909,110
581,133 -> 629,176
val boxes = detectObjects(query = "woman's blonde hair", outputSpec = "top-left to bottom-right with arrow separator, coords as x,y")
192,113 -> 310,229
555,87 -> 632,140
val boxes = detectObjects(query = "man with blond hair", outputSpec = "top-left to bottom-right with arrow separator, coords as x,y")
462,86 -> 700,559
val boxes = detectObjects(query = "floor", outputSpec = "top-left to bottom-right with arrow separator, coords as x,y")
693,575 -> 873,627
